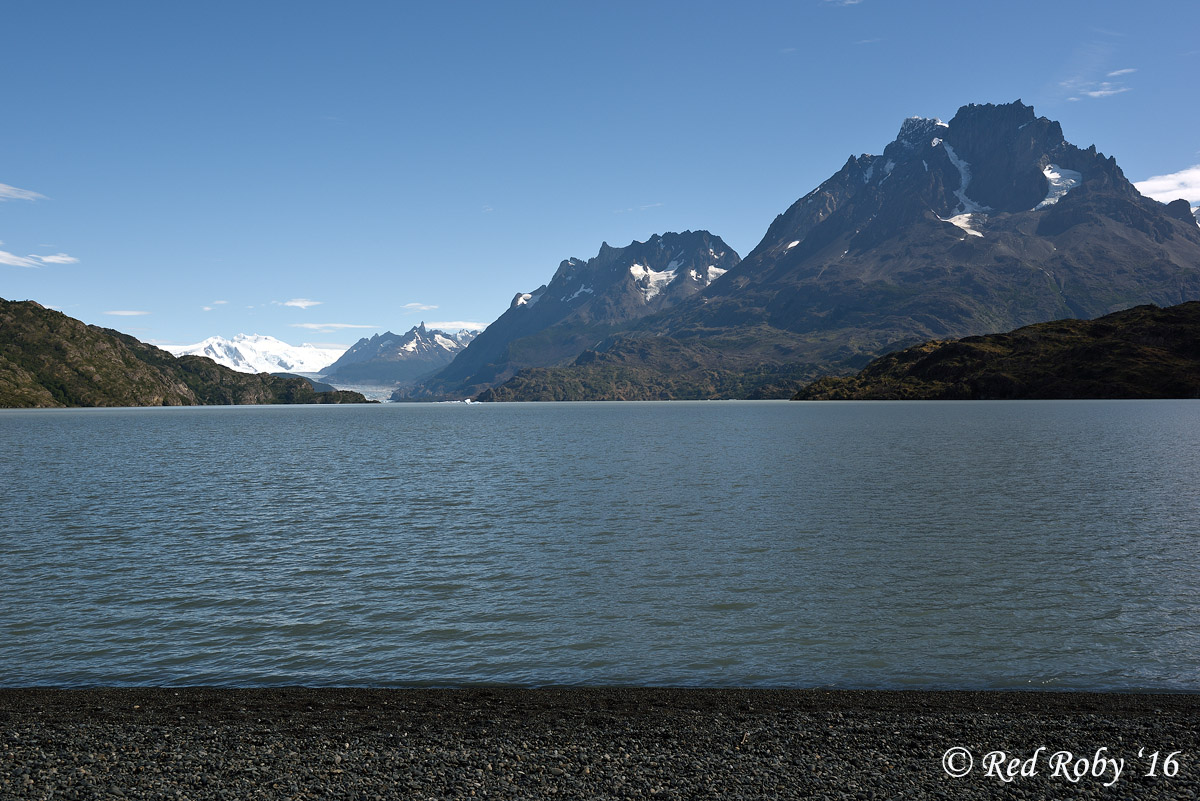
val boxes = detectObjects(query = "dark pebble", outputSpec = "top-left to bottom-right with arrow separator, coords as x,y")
0,688 -> 1197,798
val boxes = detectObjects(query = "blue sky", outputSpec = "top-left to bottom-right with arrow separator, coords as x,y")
3,0 -> 1199,349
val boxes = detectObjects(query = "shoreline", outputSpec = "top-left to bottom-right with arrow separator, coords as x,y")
3,688 -> 1197,798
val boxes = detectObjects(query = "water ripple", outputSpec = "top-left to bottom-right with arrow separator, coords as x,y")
2,400 -> 1200,689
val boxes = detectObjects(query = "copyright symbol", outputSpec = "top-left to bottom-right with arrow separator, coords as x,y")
942,747 -> 973,778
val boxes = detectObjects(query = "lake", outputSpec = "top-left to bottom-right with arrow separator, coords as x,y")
2,400 -> 1198,689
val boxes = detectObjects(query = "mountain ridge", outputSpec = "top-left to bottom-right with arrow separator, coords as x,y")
471,100 -> 1200,401
164,334 -> 345,374
401,230 -> 739,399
322,323 -> 476,386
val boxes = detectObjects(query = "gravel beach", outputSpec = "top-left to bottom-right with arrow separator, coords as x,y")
2,688 -> 1197,799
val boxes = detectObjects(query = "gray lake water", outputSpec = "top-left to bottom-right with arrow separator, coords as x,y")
2,400 -> 1198,690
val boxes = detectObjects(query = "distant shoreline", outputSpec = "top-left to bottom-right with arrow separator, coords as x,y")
4,688 -> 1197,798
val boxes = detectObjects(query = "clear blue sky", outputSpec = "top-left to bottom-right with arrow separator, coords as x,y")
3,0 -> 1198,348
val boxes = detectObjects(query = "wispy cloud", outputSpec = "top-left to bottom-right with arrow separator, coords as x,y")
823,0 -> 863,5
402,302 -> 438,312
614,202 -> 664,214
855,38 -> 882,45
0,249 -> 79,268
482,205 -> 494,213
1081,82 -> 1130,98
1060,75 -> 1133,101
0,182 -> 46,202
1135,165 -> 1200,203
290,322 -> 379,332
425,320 -> 488,331
0,250 -> 40,268
277,298 -> 321,309
104,310 -> 150,317
36,253 -> 78,264
1055,37 -> 1135,101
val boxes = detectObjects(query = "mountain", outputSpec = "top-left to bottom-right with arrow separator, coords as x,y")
0,299 -> 373,407
163,334 -> 345,374
795,301 -> 1200,400
400,230 -> 739,399
164,334 -> 345,374
321,324 -> 476,386
474,101 -> 1200,401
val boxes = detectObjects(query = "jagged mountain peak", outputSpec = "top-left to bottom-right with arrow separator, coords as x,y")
506,230 -> 740,315
890,115 -> 948,153
402,230 -> 742,398
320,322 -> 476,386
737,99 -> 1150,274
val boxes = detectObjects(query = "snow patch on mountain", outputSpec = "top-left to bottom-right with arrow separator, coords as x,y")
1036,164 -> 1083,209
707,265 -> 728,282
941,142 -> 992,214
164,334 -> 346,374
940,213 -> 984,238
629,263 -> 677,302
514,289 -> 545,308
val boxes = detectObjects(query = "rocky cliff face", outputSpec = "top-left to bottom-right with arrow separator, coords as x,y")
0,299 -> 373,407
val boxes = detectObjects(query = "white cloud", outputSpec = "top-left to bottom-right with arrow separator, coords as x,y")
1081,82 -> 1130,98
202,306 -> 214,312
0,249 -> 79,268
425,320 -> 488,331
0,183 -> 46,202
823,0 -> 863,5
104,310 -> 150,316
212,299 -> 228,305
36,253 -> 78,264
1135,165 -> 1200,203
0,250 -> 40,268
278,298 -> 321,309
402,302 -> 438,312
290,322 -> 379,332
1107,68 -> 1137,77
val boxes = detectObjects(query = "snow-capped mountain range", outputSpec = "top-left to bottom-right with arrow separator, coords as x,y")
163,334 -> 346,374
320,323 -> 478,385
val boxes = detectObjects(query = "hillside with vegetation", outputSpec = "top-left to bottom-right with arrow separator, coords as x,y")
0,299 -> 373,408
794,302 -> 1200,400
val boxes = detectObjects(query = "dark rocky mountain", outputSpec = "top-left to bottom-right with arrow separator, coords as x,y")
321,324 -> 476,386
399,230 -> 739,399
0,298 -> 373,407
795,301 -> 1200,400
477,101 -> 1200,401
